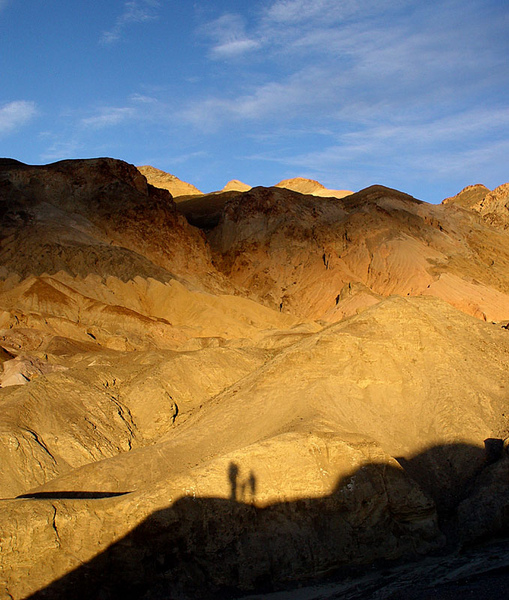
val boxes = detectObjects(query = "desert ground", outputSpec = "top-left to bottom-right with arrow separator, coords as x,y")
0,157 -> 508,599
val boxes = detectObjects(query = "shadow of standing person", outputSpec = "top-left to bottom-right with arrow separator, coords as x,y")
228,461 -> 239,501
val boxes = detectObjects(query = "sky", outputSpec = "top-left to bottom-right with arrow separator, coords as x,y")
1,0 -> 508,202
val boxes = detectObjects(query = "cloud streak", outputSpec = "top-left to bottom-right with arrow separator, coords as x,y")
180,65 -> 345,132
81,107 -> 136,129
203,13 -> 261,60
101,0 -> 160,45
264,0 -> 405,24
0,100 -> 37,135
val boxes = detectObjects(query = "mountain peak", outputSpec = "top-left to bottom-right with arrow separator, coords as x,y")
275,176 -> 352,198
137,165 -> 203,198
275,176 -> 327,193
442,183 -> 490,208
222,179 -> 251,192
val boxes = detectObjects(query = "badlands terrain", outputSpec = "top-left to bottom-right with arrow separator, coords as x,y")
0,157 -> 509,599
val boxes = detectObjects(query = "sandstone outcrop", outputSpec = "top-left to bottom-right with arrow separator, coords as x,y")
473,183 -> 509,229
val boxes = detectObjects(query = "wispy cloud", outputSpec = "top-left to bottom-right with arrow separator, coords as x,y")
129,93 -> 160,105
101,0 -> 160,45
81,107 -> 136,128
38,94 -> 175,161
420,138 -> 509,179
0,100 -> 37,135
162,150 -> 209,165
191,0 -> 507,134
265,0 -> 396,26
79,93 -> 175,129
202,13 -> 261,60
180,66 -> 341,131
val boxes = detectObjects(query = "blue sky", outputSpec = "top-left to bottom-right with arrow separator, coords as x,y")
1,0 -> 508,202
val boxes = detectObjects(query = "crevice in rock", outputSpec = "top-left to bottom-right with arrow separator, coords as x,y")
51,504 -> 61,548
22,428 -> 57,466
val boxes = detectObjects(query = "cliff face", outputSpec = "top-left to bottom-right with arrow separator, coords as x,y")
1,158 -> 509,599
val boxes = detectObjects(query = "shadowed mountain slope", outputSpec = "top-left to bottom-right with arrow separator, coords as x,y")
18,447 -> 442,600
0,158 -> 212,283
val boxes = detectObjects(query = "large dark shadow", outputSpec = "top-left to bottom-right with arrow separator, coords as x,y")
395,440 -> 488,517
176,190 -> 242,230
22,442 -> 509,600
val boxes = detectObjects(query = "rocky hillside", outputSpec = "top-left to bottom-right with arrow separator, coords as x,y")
205,183 -> 509,321
444,182 -> 509,229
1,158 -> 508,600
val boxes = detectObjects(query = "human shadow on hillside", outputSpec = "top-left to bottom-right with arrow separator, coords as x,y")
23,441 -> 509,600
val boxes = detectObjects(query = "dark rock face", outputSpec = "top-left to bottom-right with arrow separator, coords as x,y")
0,157 -> 214,282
